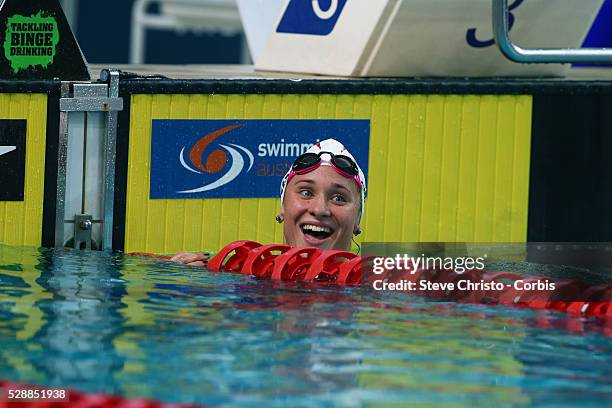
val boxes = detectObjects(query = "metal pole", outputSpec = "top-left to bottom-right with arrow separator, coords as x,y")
130,0 -> 150,64
102,70 -> 120,250
54,82 -> 71,247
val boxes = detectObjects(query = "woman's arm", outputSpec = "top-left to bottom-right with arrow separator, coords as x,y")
170,252 -> 210,267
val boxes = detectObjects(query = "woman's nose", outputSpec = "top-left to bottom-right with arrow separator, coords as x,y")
309,194 -> 331,217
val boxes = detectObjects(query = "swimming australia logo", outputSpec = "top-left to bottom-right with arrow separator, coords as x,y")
277,0 -> 348,36
177,124 -> 254,193
150,119 -> 369,199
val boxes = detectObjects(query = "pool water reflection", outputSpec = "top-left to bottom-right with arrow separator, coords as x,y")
0,245 -> 610,407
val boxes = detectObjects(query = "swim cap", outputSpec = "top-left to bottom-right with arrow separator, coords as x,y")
280,139 -> 367,221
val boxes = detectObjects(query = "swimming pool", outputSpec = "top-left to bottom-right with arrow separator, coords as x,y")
0,244 -> 610,407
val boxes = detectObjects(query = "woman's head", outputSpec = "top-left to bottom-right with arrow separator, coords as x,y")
278,139 -> 366,251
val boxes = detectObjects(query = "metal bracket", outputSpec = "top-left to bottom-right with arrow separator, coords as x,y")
74,214 -> 93,249
55,71 -> 123,250
60,83 -> 123,112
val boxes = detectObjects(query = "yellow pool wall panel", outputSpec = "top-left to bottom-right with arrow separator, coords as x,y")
125,94 -> 532,253
0,93 -> 47,247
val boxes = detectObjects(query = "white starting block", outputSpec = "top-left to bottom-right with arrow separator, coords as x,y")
242,0 -> 605,77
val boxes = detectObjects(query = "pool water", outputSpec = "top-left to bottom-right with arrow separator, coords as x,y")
0,245 -> 610,407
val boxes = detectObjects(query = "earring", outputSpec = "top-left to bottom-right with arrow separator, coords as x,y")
275,215 -> 284,223
354,228 -> 362,236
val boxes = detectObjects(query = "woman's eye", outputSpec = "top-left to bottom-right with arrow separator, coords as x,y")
299,189 -> 313,198
332,194 -> 347,203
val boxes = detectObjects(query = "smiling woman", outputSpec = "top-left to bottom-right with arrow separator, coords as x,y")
277,138 -> 366,251
171,138 -> 367,265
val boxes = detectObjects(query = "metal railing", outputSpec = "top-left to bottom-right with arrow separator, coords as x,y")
129,0 -> 243,64
493,0 -> 612,63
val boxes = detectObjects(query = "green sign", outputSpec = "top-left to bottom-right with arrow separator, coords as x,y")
3,11 -> 59,73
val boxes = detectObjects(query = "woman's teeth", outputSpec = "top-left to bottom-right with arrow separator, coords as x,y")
302,225 -> 331,233
302,224 -> 332,239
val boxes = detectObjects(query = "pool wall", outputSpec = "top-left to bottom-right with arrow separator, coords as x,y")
1,75 -> 612,252
118,92 -> 532,253
108,76 -> 612,253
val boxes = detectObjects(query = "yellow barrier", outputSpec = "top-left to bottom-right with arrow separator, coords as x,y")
125,94 -> 532,253
0,93 -> 47,246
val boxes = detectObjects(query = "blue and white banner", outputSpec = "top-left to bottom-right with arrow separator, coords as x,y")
256,0 -> 605,77
150,119 -> 370,199
276,0 -> 348,36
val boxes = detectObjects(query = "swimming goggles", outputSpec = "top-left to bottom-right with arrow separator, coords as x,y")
287,151 -> 364,191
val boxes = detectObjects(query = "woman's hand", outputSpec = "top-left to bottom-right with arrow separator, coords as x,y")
170,252 -> 210,267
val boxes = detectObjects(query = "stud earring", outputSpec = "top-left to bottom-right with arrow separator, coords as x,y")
354,228 -> 362,236
275,215 -> 284,223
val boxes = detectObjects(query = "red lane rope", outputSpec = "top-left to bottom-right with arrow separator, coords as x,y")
0,380 -> 203,408
129,241 -> 612,321
242,244 -> 291,278
271,247 -> 321,281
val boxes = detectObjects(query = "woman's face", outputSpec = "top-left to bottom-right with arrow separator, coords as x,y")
281,165 -> 361,251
